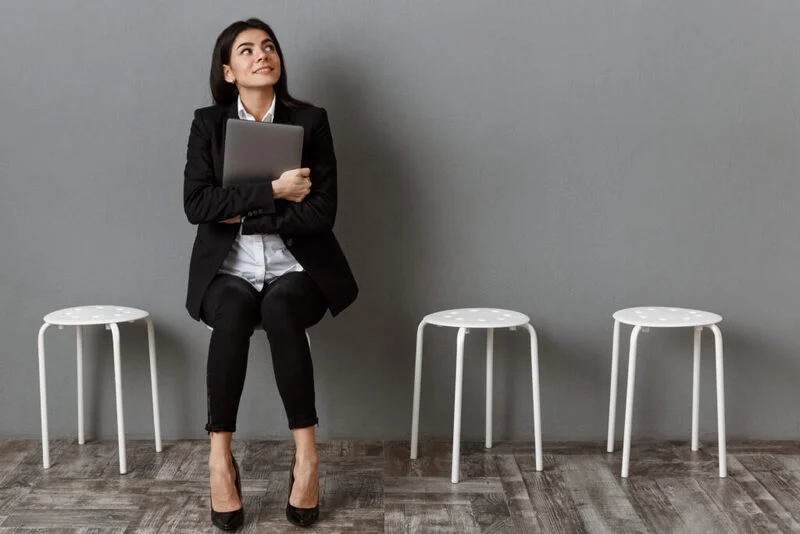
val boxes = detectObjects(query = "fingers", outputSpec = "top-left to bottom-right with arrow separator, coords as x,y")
283,169 -> 311,203
288,185 -> 311,203
278,168 -> 310,181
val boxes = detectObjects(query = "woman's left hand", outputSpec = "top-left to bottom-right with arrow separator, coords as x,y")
219,216 -> 241,224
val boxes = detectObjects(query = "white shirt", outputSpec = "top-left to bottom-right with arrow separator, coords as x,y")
217,94 -> 304,291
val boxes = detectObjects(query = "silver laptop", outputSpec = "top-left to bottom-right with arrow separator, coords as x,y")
222,119 -> 304,186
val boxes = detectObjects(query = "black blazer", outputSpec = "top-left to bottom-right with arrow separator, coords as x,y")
183,100 -> 358,320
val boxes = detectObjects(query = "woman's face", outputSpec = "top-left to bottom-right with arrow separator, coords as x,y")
223,28 -> 282,92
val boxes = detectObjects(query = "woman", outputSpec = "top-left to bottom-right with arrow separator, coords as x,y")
183,18 -> 358,530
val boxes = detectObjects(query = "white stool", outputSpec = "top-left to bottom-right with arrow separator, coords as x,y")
606,307 -> 726,478
410,308 -> 543,483
37,306 -> 163,474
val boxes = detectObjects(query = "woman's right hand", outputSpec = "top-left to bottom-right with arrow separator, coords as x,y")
273,168 -> 311,202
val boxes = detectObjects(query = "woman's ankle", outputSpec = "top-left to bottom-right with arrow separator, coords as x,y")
294,451 -> 319,468
208,432 -> 233,462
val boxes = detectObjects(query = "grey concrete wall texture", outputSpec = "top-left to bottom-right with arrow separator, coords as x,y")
1,1 -> 799,442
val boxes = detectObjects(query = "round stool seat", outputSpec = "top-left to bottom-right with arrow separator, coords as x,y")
424,308 -> 529,328
44,306 -> 149,326
613,307 -> 721,328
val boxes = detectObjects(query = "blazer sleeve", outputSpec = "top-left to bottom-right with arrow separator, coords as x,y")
183,109 -> 276,225
241,108 -> 337,235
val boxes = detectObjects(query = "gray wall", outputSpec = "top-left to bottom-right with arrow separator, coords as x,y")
1,1 -> 799,442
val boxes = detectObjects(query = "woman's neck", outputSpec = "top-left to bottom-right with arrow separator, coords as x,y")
238,87 -> 275,120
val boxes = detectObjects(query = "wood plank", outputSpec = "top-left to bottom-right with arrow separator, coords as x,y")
695,475 -> 787,534
384,502 -> 408,533
318,439 -> 384,458
517,459 -> 586,533
722,456 -> 800,532
0,487 -> 31,517
385,476 -> 502,497
320,469 -> 384,510
727,441 -> 800,455
559,455 -> 649,533
0,508 -> 139,529
239,439 -> 293,479
384,440 -> 455,478
623,478 -> 686,532
656,477 -> 738,534
736,454 -> 800,524
0,440 -> 36,486
128,493 -> 191,533
37,440 -> 125,479
494,454 -> 541,533
292,508 -> 384,532
13,478 -> 150,510
385,502 -> 481,533
469,492 -> 512,533
736,454 -> 787,473
153,439 -> 205,481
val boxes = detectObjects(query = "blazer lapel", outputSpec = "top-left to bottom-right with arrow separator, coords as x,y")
222,101 -> 238,142
215,102 -> 239,183
222,101 -> 239,139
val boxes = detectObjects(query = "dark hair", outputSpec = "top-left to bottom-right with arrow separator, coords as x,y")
209,18 -> 307,108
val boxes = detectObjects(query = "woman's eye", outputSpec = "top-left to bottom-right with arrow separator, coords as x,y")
241,49 -> 251,55
266,45 -> 275,52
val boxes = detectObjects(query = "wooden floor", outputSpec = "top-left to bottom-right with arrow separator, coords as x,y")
1,439 -> 800,533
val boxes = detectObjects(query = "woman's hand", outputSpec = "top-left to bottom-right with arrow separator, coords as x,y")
272,168 -> 311,203
219,216 -> 241,224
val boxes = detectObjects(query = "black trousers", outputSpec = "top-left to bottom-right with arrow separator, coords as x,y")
200,272 -> 328,432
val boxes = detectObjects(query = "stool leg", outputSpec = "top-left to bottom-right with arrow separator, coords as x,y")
410,320 -> 426,460
621,325 -> 643,478
37,323 -> 51,469
485,328 -> 494,449
108,323 -> 127,474
607,319 -> 621,452
451,327 -> 467,483
145,318 -> 162,453
691,327 -> 702,452
76,326 -> 85,445
524,323 -> 543,472
709,324 -> 727,478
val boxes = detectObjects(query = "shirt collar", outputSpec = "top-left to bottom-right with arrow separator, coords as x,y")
237,93 -> 277,122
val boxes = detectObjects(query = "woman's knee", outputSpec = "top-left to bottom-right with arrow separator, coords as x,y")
202,279 -> 259,329
261,281 -> 327,330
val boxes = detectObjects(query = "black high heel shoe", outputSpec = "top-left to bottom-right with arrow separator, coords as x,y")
286,457 -> 319,527
210,454 -> 244,531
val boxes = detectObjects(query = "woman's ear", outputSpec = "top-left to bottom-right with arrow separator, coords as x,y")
222,65 -> 235,84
